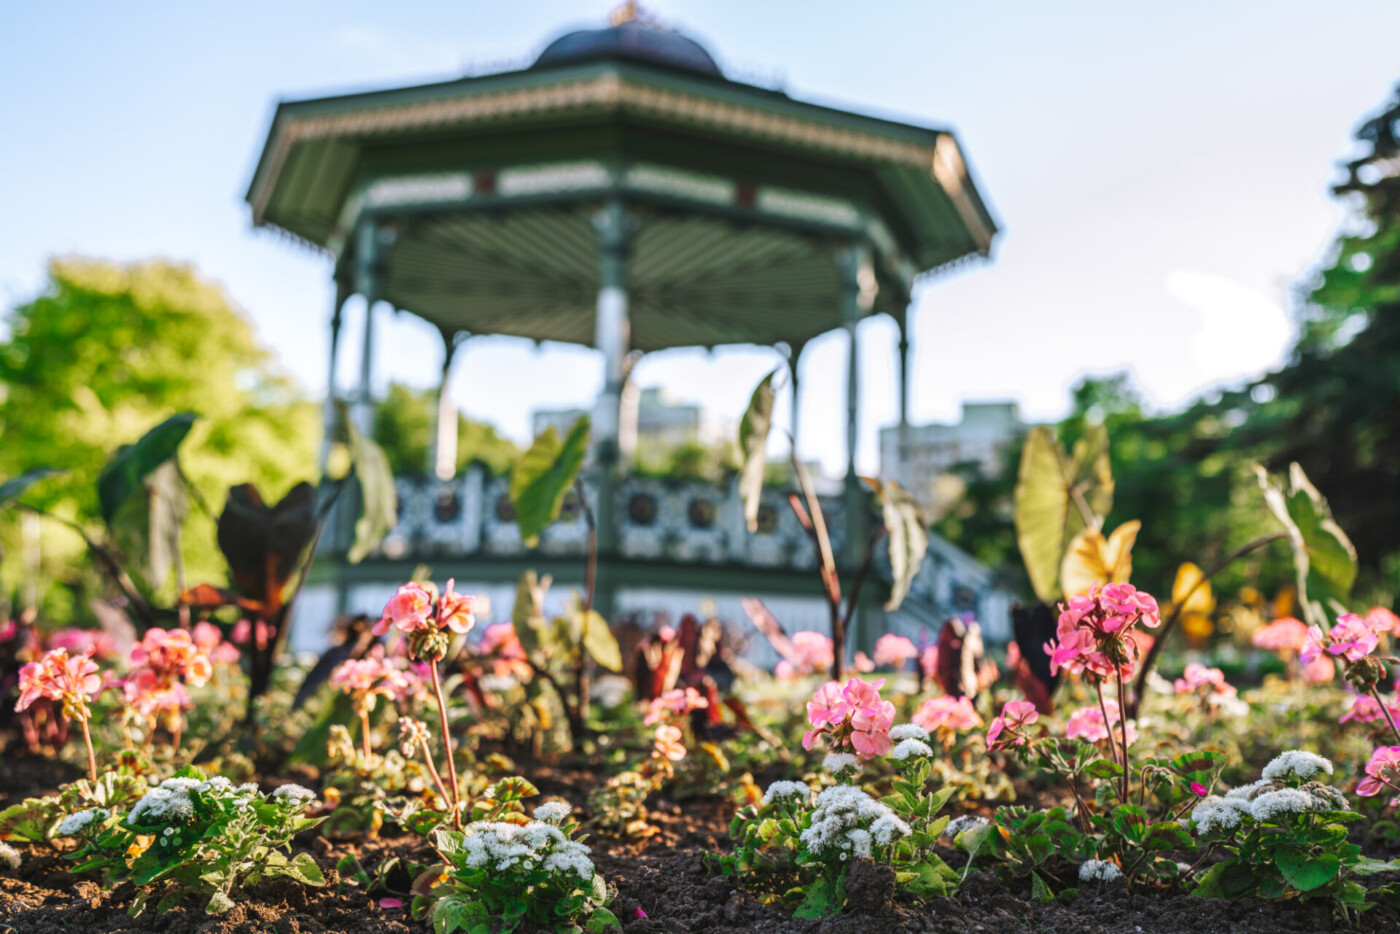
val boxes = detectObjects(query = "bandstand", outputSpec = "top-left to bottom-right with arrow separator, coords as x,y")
244,9 -> 1002,649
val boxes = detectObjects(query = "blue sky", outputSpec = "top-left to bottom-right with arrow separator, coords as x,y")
2,1 -> 1398,476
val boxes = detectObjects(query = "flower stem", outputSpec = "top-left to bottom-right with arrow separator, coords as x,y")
429,661 -> 462,829
418,743 -> 452,813
358,711 -> 373,763
1115,669 -> 1132,804
79,716 -> 97,783
1371,687 -> 1400,745
1094,682 -> 1119,771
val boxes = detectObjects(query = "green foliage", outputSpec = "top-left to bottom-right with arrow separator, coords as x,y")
415,805 -> 618,934
0,467 -> 65,511
0,258 -> 317,619
1255,462 -> 1358,625
737,370 -> 778,533
60,769 -> 324,915
509,417 -> 590,548
344,413 -> 397,564
871,479 -> 928,612
372,382 -> 520,477
0,757 -> 152,842
96,413 -> 197,525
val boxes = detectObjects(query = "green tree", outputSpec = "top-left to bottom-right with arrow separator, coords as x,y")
0,258 -> 318,621
371,382 -> 520,477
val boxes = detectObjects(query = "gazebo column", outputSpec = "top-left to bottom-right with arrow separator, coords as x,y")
352,221 -> 385,438
591,197 -> 631,621
320,282 -> 350,474
432,328 -> 463,482
897,310 -> 912,489
837,243 -> 877,653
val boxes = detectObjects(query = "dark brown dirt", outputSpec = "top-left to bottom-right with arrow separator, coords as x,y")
5,760 -> 1400,933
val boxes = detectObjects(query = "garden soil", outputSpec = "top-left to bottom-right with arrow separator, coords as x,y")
4,756 -> 1400,934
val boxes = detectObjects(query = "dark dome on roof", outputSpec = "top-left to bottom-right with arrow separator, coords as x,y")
533,22 -> 722,77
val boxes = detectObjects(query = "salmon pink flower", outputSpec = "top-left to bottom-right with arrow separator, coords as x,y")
192,621 -> 240,666
872,634 -> 918,669
802,677 -> 894,759
807,681 -> 850,730
841,677 -> 886,714
376,582 -> 433,636
1251,617 -> 1309,653
919,644 -> 939,680
1326,614 -> 1379,662
331,650 -> 411,714
644,687 -> 708,726
16,648 -> 103,719
1173,663 -> 1234,697
436,579 -> 476,635
1365,606 -> 1400,637
652,723 -> 687,762
1043,583 -> 1160,682
1356,746 -> 1400,801
912,695 -> 983,734
789,631 -> 834,675
986,699 -> 1038,750
1065,700 -> 1136,745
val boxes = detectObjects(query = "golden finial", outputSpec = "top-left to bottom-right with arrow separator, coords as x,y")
610,1 -> 640,26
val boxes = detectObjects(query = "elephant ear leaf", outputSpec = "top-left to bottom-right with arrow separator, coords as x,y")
344,416 -> 397,564
867,478 -> 927,611
1060,520 -> 1140,597
1014,426 -> 1113,603
510,417 -> 590,548
1255,462 -> 1356,625
97,413 -> 198,524
0,467 -> 65,511
738,370 -> 778,533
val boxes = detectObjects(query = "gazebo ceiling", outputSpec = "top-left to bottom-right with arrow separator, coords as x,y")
246,19 -> 999,352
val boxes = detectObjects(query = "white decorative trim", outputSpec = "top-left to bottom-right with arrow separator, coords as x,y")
624,163 -> 734,204
932,135 -> 993,252
364,173 -> 473,207
497,161 -> 610,196
756,187 -> 861,228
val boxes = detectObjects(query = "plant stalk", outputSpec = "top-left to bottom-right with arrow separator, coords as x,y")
429,661 -> 462,829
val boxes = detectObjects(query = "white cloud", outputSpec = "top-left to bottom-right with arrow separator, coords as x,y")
1165,269 -> 1294,390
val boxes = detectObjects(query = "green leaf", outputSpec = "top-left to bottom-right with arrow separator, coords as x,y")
206,890 -> 235,914
1255,462 -> 1357,625
97,413 -> 197,524
1276,846 -> 1340,892
282,852 -> 326,886
737,370 -> 778,533
511,570 -> 552,658
345,413 -> 398,563
0,467 -> 65,511
1030,869 -> 1055,904
1014,425 -> 1113,603
579,608 -> 622,673
794,874 -> 845,920
1084,760 -> 1124,780
586,906 -> 623,932
1350,856 -> 1400,876
869,478 -> 929,612
1111,805 -> 1149,845
509,416 -> 590,547
0,798 -> 60,842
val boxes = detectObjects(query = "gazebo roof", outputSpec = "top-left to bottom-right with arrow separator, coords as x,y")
246,17 -> 999,352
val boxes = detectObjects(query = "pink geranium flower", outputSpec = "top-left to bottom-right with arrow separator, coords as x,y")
1251,617 -> 1309,653
1173,663 -> 1234,697
16,648 -> 103,719
807,681 -> 849,730
872,633 -> 918,669
644,687 -> 709,726
1364,606 -> 1400,636
330,650 -> 411,712
1326,614 -> 1379,662
192,621 -> 241,666
1064,699 -> 1136,745
1356,746 -> 1400,801
802,677 -> 894,759
986,699 -> 1038,750
1044,583 -> 1160,682
377,582 -> 434,636
437,580 -> 476,635
912,695 -> 984,734
789,631 -> 834,675
652,723 -> 687,762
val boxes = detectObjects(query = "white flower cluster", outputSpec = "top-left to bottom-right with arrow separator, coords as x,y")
823,753 -> 859,776
129,779 -> 198,826
1079,859 -> 1123,882
57,807 -> 109,836
762,780 -> 812,805
1189,795 -> 1246,835
890,738 -> 933,761
533,801 -> 572,824
1247,788 -> 1318,822
798,785 -> 911,858
889,723 -> 931,743
944,815 -> 989,839
461,820 -> 594,880
0,842 -> 21,871
1261,750 -> 1333,782
271,783 -> 318,806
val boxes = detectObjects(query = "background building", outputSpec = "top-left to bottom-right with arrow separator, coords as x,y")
882,401 -> 1023,507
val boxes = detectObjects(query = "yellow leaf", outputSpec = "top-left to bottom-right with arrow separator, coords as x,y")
1182,611 -> 1214,640
1171,562 -> 1215,617
1060,520 -> 1141,597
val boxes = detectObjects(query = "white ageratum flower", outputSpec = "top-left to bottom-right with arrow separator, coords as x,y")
1189,796 -> 1245,835
1224,779 -> 1271,801
196,777 -> 234,794
944,815 -> 989,839
823,752 -> 859,775
1248,788 -> 1317,822
533,801 -> 573,824
543,840 -> 594,879
761,781 -> 811,805
890,738 -> 934,761
889,723 -> 931,743
798,785 -> 911,856
0,842 -> 20,871
1261,750 -> 1334,783
1079,859 -> 1122,882
271,783 -> 318,806
461,819 -> 594,880
128,784 -> 195,826
57,807 -> 109,836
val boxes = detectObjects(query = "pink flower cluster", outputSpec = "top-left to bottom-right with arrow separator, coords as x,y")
803,677 -> 895,758
1340,692 -> 1400,725
475,622 -> 532,681
1251,617 -> 1309,653
1065,699 -> 1137,746
16,648 -> 103,720
1173,663 -> 1235,697
124,628 -> 213,718
774,631 -> 834,680
1045,583 -> 1161,681
1301,613 -> 1380,666
376,580 -> 476,638
986,700 -> 1038,750
643,686 -> 709,726
1366,606 -> 1400,638
1356,746 -> 1400,804
912,695 -> 983,735
47,628 -> 120,660
652,723 -> 686,762
871,633 -> 918,670
330,650 -> 412,712
192,622 -> 240,666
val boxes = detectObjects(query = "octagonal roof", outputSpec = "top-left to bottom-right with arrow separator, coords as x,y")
534,21 -> 723,77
